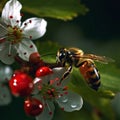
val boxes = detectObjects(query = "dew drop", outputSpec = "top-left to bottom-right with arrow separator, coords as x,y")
61,97 -> 68,103
71,104 -> 77,108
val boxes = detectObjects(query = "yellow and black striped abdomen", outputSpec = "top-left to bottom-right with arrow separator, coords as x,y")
79,61 -> 100,90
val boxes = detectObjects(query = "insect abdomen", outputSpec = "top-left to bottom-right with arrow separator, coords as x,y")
79,61 -> 100,91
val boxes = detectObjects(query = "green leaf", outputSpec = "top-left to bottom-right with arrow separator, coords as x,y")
98,64 -> 120,92
35,41 -> 61,63
20,0 -> 88,20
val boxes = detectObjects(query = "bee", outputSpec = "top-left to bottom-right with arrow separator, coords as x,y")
56,47 -> 114,90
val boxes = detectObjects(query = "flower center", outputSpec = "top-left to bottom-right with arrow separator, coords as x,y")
7,26 -> 22,44
41,84 -> 59,100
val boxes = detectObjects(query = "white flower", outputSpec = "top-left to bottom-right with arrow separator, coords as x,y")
33,67 -> 83,120
0,0 -> 47,64
0,63 -> 13,105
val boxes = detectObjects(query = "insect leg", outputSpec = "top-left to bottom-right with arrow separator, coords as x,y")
59,66 -> 72,84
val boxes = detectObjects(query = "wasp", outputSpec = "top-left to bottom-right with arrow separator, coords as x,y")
56,47 -> 114,90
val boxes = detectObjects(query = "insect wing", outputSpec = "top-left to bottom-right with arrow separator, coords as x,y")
72,53 -> 114,64
81,54 -> 114,64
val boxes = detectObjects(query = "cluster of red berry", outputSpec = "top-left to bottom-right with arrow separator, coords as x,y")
8,52 -> 62,117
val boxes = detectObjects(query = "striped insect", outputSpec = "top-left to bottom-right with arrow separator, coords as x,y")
56,47 -> 114,90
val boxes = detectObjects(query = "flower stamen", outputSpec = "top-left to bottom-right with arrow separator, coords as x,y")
8,44 -> 12,56
45,101 -> 53,116
6,25 -> 23,44
40,84 -> 59,100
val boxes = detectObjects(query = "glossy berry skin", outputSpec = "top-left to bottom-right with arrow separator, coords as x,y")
36,66 -> 53,77
9,72 -> 34,97
24,98 -> 44,116
29,52 -> 41,64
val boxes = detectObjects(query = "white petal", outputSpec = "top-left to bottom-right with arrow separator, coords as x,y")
32,77 -> 42,95
33,76 -> 53,95
36,100 -> 55,120
39,74 -> 53,85
37,67 -> 71,88
111,93 -> 120,116
57,90 -> 83,112
0,19 -> 8,38
0,63 -> 13,82
0,42 -> 17,64
0,83 -> 12,106
17,39 -> 38,61
21,18 -> 47,39
52,67 -> 71,88
36,68 -> 62,85
0,39 -> 6,50
1,0 -> 22,27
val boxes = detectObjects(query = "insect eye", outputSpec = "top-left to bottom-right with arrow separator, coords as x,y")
59,52 -> 66,60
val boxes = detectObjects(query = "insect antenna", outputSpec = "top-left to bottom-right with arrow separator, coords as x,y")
40,52 -> 63,68
41,52 -> 56,57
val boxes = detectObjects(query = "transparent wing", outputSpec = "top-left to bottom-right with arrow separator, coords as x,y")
73,53 -> 115,64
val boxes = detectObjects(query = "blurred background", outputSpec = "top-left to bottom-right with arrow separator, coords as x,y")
44,0 -> 120,61
0,0 -> 120,120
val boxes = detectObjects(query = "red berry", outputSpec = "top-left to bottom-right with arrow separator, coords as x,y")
29,52 -> 41,63
36,66 -> 53,77
12,70 -> 23,77
24,98 -> 44,116
9,72 -> 34,97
